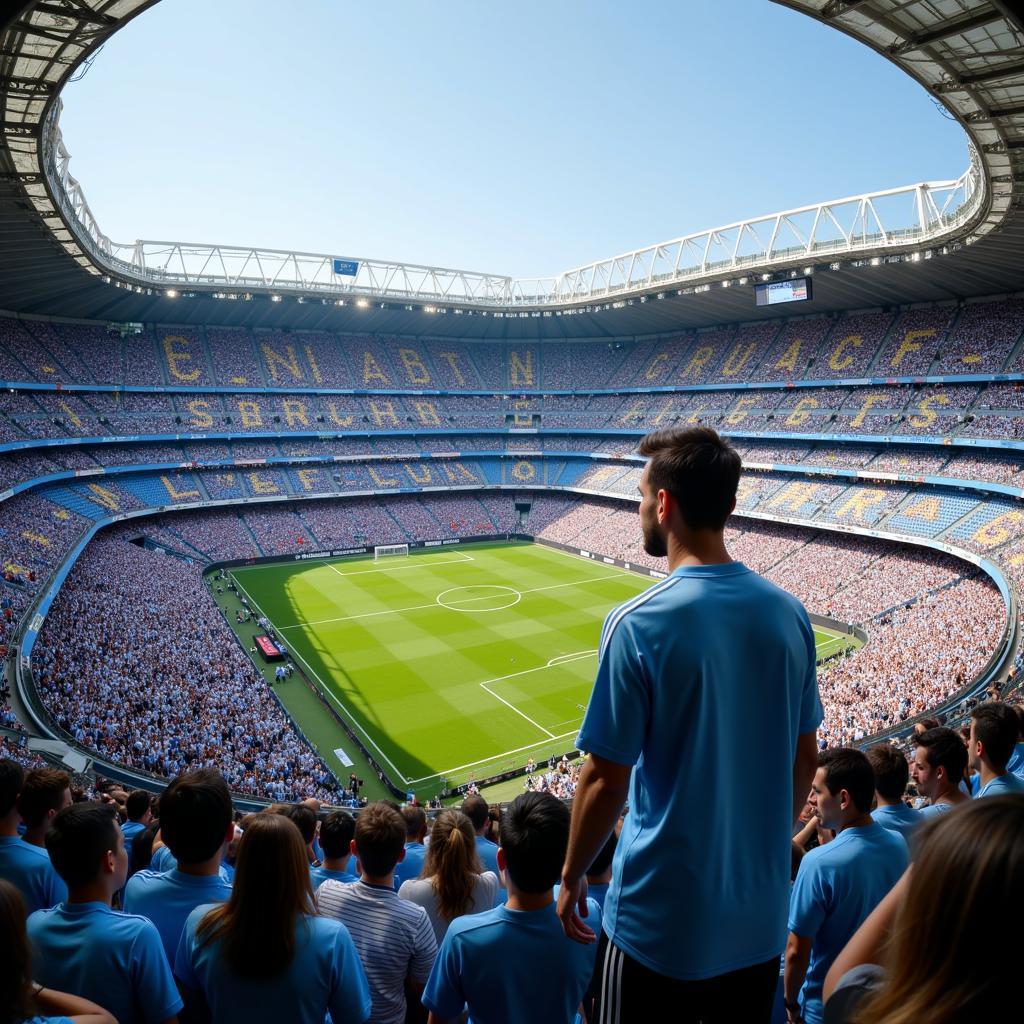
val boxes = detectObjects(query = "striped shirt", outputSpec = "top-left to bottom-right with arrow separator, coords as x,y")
317,879 -> 436,1024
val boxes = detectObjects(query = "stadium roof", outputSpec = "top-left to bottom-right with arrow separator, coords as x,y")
1,0 -> 1023,339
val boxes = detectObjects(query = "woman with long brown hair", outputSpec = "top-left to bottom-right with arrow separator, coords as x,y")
822,794 -> 1024,1023
398,809 -> 499,943
175,812 -> 371,1023
0,879 -> 114,1024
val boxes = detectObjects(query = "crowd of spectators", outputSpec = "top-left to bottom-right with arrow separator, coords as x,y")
31,535 -> 340,802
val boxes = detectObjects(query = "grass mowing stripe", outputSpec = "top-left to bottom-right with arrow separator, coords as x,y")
231,569 -> 411,785
232,542 -> 649,791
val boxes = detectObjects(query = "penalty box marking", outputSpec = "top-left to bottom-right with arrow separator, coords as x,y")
477,651 -> 598,742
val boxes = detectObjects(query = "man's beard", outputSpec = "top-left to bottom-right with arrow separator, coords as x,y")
642,522 -> 667,558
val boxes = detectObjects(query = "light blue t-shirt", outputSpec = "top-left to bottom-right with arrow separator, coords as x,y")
394,842 -> 427,888
175,903 -> 371,1024
0,836 -> 68,915
918,800 -> 957,818
27,902 -> 183,1024
788,825 -> 908,1024
121,821 -> 147,861
423,901 -> 601,1024
870,803 -> 921,841
123,868 -> 232,965
474,835 -> 500,876
311,864 -> 359,889
1007,742 -> 1024,777
976,773 -> 1024,798
148,845 -> 175,873
577,562 -> 822,980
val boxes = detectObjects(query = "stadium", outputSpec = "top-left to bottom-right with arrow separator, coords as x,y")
1,2 -> 1024,1022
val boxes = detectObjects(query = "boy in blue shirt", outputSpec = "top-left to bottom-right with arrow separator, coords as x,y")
310,809 -> 359,888
969,702 -> 1024,798
866,744 -> 920,841
0,758 -> 67,914
393,804 -> 428,889
27,802 -> 183,1024
123,769 -> 234,964
784,749 -> 908,1024
121,790 -> 154,863
423,791 -> 601,1024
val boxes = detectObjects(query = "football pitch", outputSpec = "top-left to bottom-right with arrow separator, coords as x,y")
229,542 -> 849,796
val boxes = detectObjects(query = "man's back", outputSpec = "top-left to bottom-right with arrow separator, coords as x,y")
123,867 -> 232,964
423,900 -> 601,1024
0,834 -> 67,914
788,824 -> 908,1024
870,803 -> 920,841
577,562 -> 821,980
317,878 -> 436,1024
28,901 -> 183,1024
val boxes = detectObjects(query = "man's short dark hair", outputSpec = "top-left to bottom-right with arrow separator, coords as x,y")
274,804 -> 317,846
401,804 -> 426,839
353,802 -> 406,876
0,759 -> 25,817
125,790 -> 152,822
638,426 -> 741,531
499,792 -> 570,894
319,810 -> 355,860
866,745 -> 909,802
460,794 -> 489,832
915,727 -> 968,783
16,768 -> 70,828
818,748 -> 875,813
46,803 -> 120,889
158,769 -> 232,864
971,702 -> 1019,770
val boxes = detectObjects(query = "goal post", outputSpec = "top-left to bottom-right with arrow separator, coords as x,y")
374,543 -> 410,560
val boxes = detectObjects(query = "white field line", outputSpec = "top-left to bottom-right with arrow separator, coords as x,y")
280,572 -> 627,631
406,729 -> 582,786
412,651 -> 599,783
231,571 -> 410,786
479,682 -> 556,738
319,551 -> 475,577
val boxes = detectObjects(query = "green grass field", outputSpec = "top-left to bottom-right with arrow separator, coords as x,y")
227,541 -> 852,798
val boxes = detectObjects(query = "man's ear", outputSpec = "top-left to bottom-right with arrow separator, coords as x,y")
496,847 -> 506,871
657,487 -> 673,525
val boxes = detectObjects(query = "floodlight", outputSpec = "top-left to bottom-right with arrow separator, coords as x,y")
356,298 -> 369,308
165,289 -> 177,298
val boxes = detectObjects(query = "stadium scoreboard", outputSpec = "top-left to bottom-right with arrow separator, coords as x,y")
754,277 -> 812,306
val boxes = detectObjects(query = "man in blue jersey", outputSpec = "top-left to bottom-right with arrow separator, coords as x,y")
393,804 -> 428,889
784,749 -> 908,1024
969,701 -> 1024,797
461,794 -> 499,875
865,744 -> 920,841
424,792 -> 601,1024
557,426 -> 822,1023
123,769 -> 234,964
27,802 -> 182,1024
0,759 -> 67,914
310,809 -> 359,888
121,790 -> 154,863
17,768 -> 72,849
911,726 -> 969,817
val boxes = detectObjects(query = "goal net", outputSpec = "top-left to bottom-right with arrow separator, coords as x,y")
374,543 -> 410,560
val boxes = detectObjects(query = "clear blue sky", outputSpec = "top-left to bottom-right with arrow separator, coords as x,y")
58,0 -> 967,278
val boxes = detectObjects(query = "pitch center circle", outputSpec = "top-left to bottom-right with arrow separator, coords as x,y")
436,585 -> 522,612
